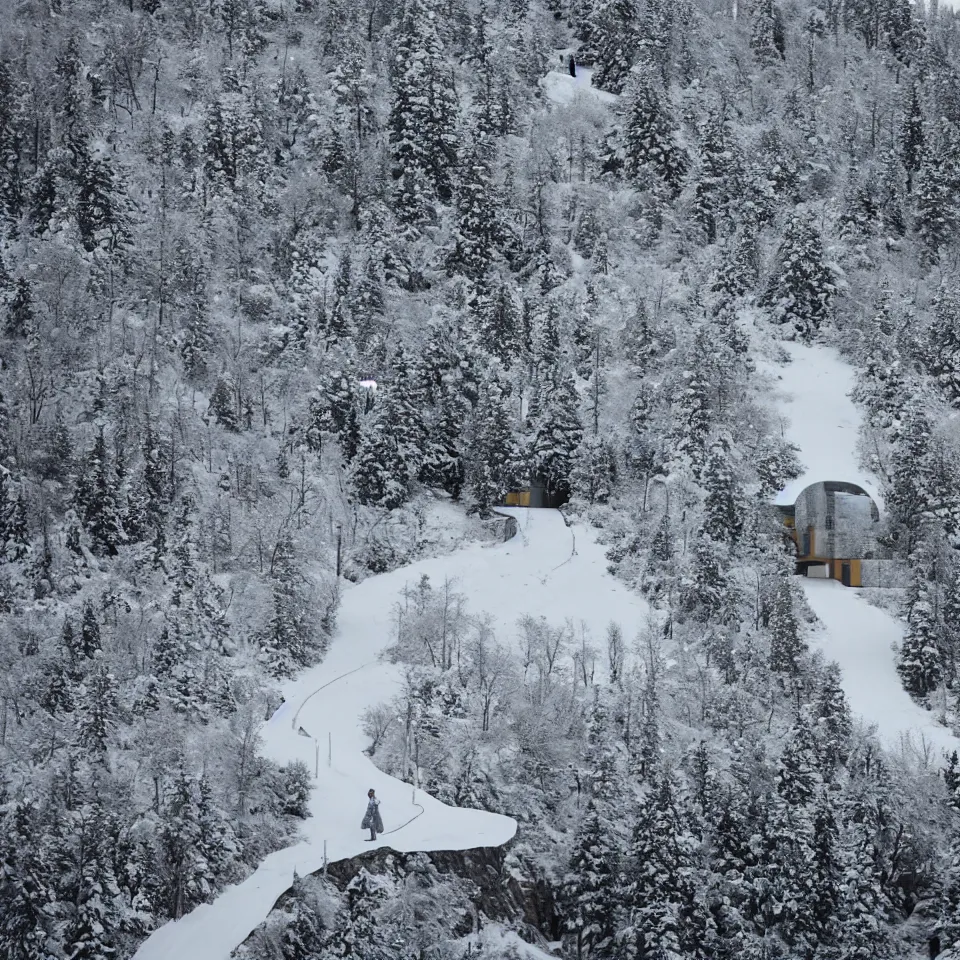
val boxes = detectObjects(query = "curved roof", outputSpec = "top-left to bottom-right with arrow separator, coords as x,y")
774,476 -> 884,511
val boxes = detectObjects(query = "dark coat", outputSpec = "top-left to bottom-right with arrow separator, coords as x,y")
361,797 -> 384,833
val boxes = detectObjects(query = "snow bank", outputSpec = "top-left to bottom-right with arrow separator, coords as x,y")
133,508 -> 648,960
759,341 -> 884,510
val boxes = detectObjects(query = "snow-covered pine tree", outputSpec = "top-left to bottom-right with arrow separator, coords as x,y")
669,331 -> 713,480
570,434 -> 618,504
926,283 -> 960,406
618,775 -> 706,959
559,798 -> 621,959
530,370 -> 583,503
814,663 -> 852,775
769,577 -> 806,676
258,535 -> 319,677
702,435 -> 742,543
447,133 -> 505,279
897,557 -> 944,699
352,388 -> 411,510
760,211 -> 834,341
591,0 -> 639,93
608,70 -> 686,194
900,81 -> 924,195
750,0 -> 781,65
914,120 -> 960,265
694,109 -> 741,243
389,0 -> 458,227
465,367 -> 523,513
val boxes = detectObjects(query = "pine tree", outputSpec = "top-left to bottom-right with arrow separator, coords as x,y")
419,390 -> 466,499
810,791 -> 841,940
570,435 -> 618,505
389,0 -> 459,226
75,666 -> 118,756
619,776 -> 705,959
927,284 -> 960,406
611,71 -> 686,194
669,333 -> 713,480
898,561 -> 943,699
472,278 -> 523,366
259,535 -> 318,677
814,663 -> 852,775
79,602 -> 102,659
750,0 -> 780,65
776,713 -> 822,806
900,82 -> 924,195
447,134 -> 505,279
702,436 -> 742,542
685,529 -> 737,625
694,110 -> 740,243
352,388 -> 410,510
466,369 -> 523,513
389,346 -> 429,483
760,211 -> 834,341
4,277 -> 34,338
307,354 -> 362,461
769,577 -> 806,676
159,771 -> 213,920
591,0 -> 640,93
0,800 -> 55,960
531,371 -> 583,502
915,120 -> 960,265
57,803 -> 121,960
77,431 -> 126,556
560,798 -> 620,959
74,146 -> 132,256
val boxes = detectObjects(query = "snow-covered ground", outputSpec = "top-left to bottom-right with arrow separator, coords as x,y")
802,579 -> 959,759
763,340 -> 959,760
760,340 -> 884,509
540,65 -> 618,105
133,507 -> 648,960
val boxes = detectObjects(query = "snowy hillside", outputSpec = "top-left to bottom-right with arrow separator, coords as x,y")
6,0 -> 960,954
134,507 -> 649,960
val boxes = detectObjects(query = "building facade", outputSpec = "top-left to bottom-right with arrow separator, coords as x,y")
778,481 -> 892,587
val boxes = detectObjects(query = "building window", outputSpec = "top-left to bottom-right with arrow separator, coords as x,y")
825,515 -> 834,530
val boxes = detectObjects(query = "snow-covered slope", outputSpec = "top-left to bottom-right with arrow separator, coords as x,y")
763,340 -> 959,758
540,65 -> 618,105
802,579 -> 958,758
132,507 -> 648,960
760,341 -> 884,508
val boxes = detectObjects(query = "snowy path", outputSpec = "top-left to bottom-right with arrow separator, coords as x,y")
132,507 -> 649,960
802,579 -> 959,758
760,341 -> 883,508
763,340 -> 959,759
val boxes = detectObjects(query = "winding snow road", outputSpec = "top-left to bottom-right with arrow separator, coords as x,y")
132,507 -> 649,960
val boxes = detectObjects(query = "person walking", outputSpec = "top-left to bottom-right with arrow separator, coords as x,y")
361,788 -> 383,841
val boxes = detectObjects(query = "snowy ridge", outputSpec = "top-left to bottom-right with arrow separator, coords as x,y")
132,507 -> 649,960
763,341 -> 960,758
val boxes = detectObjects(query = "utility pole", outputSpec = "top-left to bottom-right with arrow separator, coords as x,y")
336,523 -> 342,577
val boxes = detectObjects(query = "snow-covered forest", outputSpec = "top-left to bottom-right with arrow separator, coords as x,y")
6,0 -> 960,954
